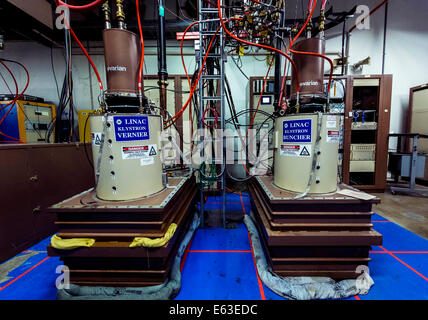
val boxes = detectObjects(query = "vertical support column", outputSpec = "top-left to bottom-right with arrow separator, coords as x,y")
220,1 -> 226,228
273,9 -> 284,110
409,135 -> 419,191
198,0 -> 205,228
157,0 -> 168,119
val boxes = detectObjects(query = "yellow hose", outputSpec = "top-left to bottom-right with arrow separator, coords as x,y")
51,235 -> 95,250
129,223 -> 177,248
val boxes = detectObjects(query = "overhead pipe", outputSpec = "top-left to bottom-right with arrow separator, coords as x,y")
382,1 -> 389,74
273,7 -> 285,110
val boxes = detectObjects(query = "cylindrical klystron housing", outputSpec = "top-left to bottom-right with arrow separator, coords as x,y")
273,113 -> 340,194
290,38 -> 326,104
90,114 -> 163,201
103,28 -> 141,95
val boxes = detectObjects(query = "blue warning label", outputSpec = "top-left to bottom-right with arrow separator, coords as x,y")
282,119 -> 312,143
114,116 -> 150,142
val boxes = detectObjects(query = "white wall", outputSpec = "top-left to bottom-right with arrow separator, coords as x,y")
0,0 -> 427,134
324,0 -> 428,134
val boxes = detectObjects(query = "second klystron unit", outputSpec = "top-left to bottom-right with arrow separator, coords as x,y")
274,113 -> 340,194
90,113 -> 163,201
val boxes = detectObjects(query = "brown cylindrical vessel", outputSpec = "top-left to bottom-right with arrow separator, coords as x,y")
103,28 -> 141,95
290,38 -> 326,104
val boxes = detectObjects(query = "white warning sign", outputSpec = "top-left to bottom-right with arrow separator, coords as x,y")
140,157 -> 155,166
326,130 -> 340,143
91,132 -> 103,146
326,115 -> 338,129
121,144 -> 158,160
280,144 -> 312,157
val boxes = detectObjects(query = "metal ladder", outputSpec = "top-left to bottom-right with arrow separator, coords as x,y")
198,0 -> 226,228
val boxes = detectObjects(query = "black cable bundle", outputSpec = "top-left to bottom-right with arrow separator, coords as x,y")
53,25 -> 77,143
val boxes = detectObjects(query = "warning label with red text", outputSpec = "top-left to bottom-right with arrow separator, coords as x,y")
280,144 -> 311,157
121,144 -> 157,160
326,130 -> 340,143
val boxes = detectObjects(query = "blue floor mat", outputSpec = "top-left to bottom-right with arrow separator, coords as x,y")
373,222 -> 428,252
358,253 -> 428,300
176,252 -> 262,300
0,193 -> 427,300
0,253 -> 61,300
372,213 -> 390,221
189,223 -> 251,251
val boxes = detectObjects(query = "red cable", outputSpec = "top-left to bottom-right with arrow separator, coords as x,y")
64,19 -> 103,92
349,0 -> 388,33
180,21 -> 200,144
321,0 -> 328,10
247,59 -> 273,133
289,46 -> 334,94
288,0 -> 334,95
202,107 -> 218,128
0,60 -> 20,143
55,0 -> 104,11
136,0 -> 145,95
216,5 -> 300,93
164,20 -> 234,129
240,60 -> 273,175
181,21 -> 199,88
0,60 -> 29,143
290,0 -> 317,46
0,60 -> 29,119
0,62 -> 18,113
204,0 -> 218,6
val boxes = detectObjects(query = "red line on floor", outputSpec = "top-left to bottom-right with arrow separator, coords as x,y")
188,250 -> 252,253
0,257 -> 50,292
180,235 -> 193,272
240,198 -> 265,300
354,295 -> 361,300
371,251 -> 428,254
239,193 -> 246,215
379,246 -> 428,281
247,231 -> 266,300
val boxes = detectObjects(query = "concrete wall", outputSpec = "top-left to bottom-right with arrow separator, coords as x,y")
0,0 -> 427,135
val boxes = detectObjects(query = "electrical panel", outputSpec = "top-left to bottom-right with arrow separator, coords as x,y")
0,100 -> 55,143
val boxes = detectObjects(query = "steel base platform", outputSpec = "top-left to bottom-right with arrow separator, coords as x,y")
249,176 -> 383,280
47,177 -> 197,287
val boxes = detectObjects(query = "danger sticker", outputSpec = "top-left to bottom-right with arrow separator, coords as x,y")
121,144 -> 157,160
280,144 -> 312,157
91,132 -> 103,146
326,130 -> 340,143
